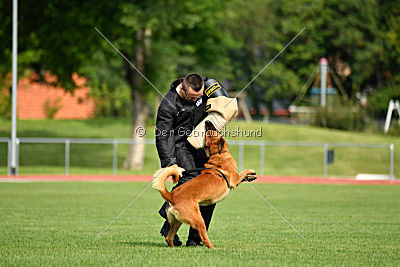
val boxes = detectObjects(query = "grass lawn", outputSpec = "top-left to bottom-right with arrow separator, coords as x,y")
0,181 -> 399,265
0,118 -> 399,177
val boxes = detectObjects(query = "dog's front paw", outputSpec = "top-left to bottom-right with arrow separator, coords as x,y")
244,175 -> 257,182
241,169 -> 257,182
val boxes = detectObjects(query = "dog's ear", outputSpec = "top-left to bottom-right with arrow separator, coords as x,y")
218,137 -> 225,154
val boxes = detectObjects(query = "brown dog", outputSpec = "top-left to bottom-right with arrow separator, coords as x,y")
152,121 -> 256,248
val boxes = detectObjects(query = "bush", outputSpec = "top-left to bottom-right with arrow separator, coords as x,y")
386,119 -> 400,136
43,97 -> 63,119
90,83 -> 131,117
0,73 -> 11,118
367,86 -> 400,119
313,102 -> 367,131
0,88 -> 10,118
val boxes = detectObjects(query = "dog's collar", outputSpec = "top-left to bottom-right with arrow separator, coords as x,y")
183,168 -> 230,189
209,151 -> 229,155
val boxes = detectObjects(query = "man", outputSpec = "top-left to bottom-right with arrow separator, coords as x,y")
155,73 -> 228,246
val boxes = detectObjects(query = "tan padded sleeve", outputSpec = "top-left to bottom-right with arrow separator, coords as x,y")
187,97 -> 238,149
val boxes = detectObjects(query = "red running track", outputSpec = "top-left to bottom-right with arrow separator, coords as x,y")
0,174 -> 399,185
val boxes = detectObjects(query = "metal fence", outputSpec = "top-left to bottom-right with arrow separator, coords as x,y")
0,137 -> 395,179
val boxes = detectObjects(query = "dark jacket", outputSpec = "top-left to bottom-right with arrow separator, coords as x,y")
155,77 -> 226,167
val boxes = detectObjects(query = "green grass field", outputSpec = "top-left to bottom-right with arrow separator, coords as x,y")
0,118 -> 399,177
1,181 -> 399,265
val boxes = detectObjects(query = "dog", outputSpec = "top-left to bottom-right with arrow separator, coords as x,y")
152,121 -> 257,248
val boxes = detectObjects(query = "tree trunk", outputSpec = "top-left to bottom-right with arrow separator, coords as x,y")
123,90 -> 150,170
123,28 -> 151,170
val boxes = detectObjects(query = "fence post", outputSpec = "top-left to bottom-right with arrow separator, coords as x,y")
7,139 -> 11,176
390,144 -> 394,180
239,142 -> 244,171
65,139 -> 70,176
15,138 -> 19,175
113,140 -> 118,176
324,143 -> 328,178
259,142 -> 264,175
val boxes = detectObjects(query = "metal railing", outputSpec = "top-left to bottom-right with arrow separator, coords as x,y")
0,138 -> 395,179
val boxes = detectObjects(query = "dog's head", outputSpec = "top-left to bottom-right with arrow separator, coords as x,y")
204,121 -> 227,156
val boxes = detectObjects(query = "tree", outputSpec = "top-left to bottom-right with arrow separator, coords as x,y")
223,0 -> 400,119
0,0 -> 236,170
102,0 -> 236,169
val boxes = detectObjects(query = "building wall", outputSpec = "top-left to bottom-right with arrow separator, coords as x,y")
17,72 -> 95,119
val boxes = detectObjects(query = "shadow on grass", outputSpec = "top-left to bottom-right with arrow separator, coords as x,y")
118,241 -> 167,248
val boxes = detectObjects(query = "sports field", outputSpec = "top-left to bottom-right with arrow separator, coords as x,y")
1,181 -> 399,265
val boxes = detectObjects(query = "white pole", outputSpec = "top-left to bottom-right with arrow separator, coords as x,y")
10,0 -> 18,175
320,58 -> 328,107
384,100 -> 394,134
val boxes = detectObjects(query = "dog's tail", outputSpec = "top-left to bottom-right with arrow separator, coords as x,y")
152,165 -> 184,203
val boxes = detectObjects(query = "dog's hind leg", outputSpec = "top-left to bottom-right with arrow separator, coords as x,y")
165,206 -> 182,247
165,220 -> 182,247
185,205 -> 215,249
193,220 -> 215,249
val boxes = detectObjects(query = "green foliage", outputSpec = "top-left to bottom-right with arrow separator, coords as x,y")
90,83 -> 131,117
0,1 -> 121,90
43,98 -> 63,119
253,62 -> 301,102
84,0 -> 236,117
387,121 -> 400,136
0,0 -> 399,122
222,0 -> 400,120
0,73 -> 11,118
314,101 -> 367,131
81,50 -> 131,117
0,1 -> 11,74
367,86 -> 400,118
0,89 -> 10,118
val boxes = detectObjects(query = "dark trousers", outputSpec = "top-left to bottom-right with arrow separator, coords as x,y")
159,141 -> 215,242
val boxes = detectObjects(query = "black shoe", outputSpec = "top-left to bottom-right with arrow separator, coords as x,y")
160,229 -> 182,246
173,236 -> 183,246
186,239 -> 204,247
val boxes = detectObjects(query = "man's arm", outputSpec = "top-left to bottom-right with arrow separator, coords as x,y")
155,105 -> 177,167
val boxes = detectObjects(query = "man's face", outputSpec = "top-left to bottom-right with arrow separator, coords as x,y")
183,86 -> 204,102
181,80 -> 204,102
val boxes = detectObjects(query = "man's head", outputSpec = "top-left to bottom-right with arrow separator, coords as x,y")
181,73 -> 204,102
